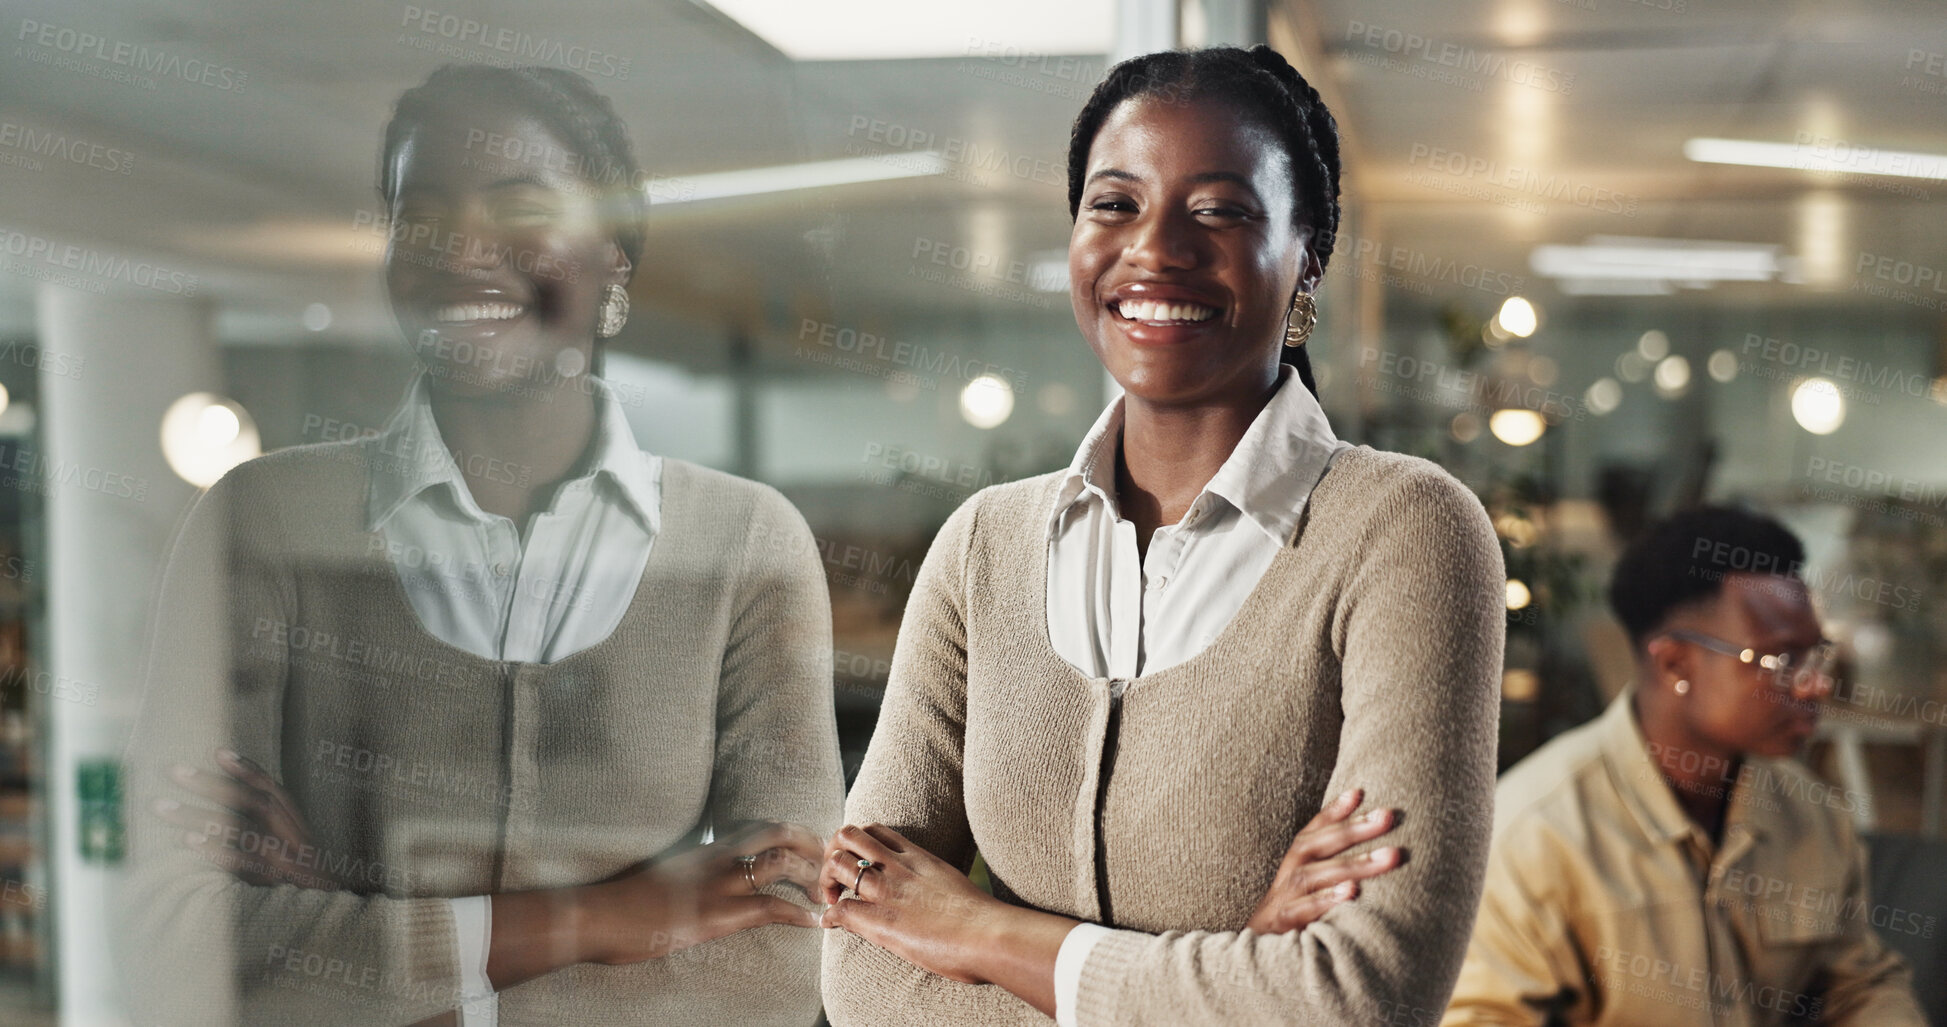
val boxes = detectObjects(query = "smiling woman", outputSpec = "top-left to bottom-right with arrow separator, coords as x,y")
119,65 -> 842,1027
818,46 -> 1506,1025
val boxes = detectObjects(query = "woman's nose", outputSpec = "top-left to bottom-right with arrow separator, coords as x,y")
1124,211 -> 1199,272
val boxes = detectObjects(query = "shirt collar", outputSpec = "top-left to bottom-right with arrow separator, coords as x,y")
1048,365 -> 1345,544
364,373 -> 661,533
1599,689 -> 1702,847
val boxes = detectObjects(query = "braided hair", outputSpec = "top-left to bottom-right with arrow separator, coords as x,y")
379,64 -> 647,280
1066,46 -> 1341,395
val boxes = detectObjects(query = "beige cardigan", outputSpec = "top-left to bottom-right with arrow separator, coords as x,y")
122,441 -> 842,1026
821,446 -> 1506,1026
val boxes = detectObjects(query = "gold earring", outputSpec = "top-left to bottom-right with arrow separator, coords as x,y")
596,283 -> 630,338
1674,679 -> 1690,695
1284,292 -> 1316,348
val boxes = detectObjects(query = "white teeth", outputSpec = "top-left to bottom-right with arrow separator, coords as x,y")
1115,298 -> 1217,323
434,302 -> 524,323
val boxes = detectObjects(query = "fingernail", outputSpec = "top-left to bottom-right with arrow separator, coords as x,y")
1335,881 -> 1355,898
1369,846 -> 1396,864
1337,789 -> 1358,806
1360,809 -> 1389,825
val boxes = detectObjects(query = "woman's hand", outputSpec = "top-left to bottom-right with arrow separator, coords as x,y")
1245,787 -> 1401,934
818,823 -> 1058,987
574,820 -> 826,966
152,749 -> 352,891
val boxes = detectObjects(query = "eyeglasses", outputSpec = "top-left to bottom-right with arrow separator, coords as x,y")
1661,629 -> 1837,693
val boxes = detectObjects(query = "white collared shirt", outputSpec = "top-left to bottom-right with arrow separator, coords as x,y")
364,373 -> 663,1025
1045,364 -> 1348,1025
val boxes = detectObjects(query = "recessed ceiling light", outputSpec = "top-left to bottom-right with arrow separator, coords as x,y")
705,0 -> 1113,61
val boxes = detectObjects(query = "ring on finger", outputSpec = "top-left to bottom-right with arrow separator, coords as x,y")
853,858 -> 876,896
736,854 -> 759,894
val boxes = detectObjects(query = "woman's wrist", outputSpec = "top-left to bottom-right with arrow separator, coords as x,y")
955,896 -> 1077,1014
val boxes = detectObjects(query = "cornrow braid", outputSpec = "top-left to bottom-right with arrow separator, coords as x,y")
1065,45 -> 1342,395
379,64 -> 647,278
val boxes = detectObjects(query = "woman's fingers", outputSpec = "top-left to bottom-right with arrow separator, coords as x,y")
214,750 -> 311,842
721,820 -> 827,867
754,848 -> 823,893
1257,880 -> 1356,935
170,765 -> 267,820
725,893 -> 819,932
1286,803 -> 1396,865
835,823 -> 901,867
1297,788 -> 1363,835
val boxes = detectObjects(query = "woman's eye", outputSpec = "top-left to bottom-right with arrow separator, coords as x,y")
1195,205 -> 1252,220
494,203 -> 559,225
1087,198 -> 1136,214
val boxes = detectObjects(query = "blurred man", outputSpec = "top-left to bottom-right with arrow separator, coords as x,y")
1443,506 -> 1926,1026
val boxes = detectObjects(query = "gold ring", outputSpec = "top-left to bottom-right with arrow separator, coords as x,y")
853,858 -> 875,896
737,854 -> 759,894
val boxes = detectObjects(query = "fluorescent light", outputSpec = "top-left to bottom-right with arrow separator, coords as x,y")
1555,278 -> 1675,297
705,0 -> 1113,60
1531,236 -> 1783,286
1685,137 -> 1947,181
650,152 -> 948,206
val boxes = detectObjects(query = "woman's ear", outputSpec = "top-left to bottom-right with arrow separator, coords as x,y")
608,238 -> 632,286
1292,226 -> 1323,296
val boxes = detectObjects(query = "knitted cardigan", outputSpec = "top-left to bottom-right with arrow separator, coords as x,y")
821,446 -> 1506,1026
122,440 -> 843,1026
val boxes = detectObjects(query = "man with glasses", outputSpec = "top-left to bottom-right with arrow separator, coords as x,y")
1443,506 -> 1925,1026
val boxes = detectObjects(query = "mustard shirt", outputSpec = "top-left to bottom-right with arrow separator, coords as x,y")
1443,691 -> 1927,1026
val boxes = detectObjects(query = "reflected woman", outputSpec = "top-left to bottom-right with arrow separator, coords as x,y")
123,65 -> 840,1025
819,47 -> 1505,1024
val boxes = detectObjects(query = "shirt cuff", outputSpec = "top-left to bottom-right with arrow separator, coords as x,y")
451,895 -> 498,1026
1054,922 -> 1113,1027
